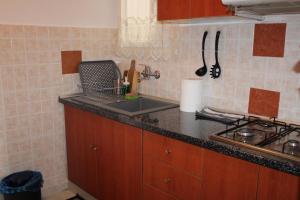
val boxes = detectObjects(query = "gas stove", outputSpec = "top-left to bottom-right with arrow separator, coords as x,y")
197,109 -> 300,162
264,125 -> 300,158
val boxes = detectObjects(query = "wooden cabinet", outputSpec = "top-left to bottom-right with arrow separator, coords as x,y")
65,105 -> 300,200
143,131 -> 203,177
64,106 -> 98,197
64,105 -> 142,200
143,157 -> 202,200
257,167 -> 300,200
64,105 -> 79,185
200,149 -> 259,200
158,0 -> 231,20
143,131 -> 202,200
111,122 -> 143,200
91,114 -> 114,200
193,0 -> 231,18
158,0 -> 191,20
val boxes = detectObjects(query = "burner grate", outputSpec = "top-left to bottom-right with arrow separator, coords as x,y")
235,128 -> 256,137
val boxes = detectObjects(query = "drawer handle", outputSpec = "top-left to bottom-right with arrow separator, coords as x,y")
164,149 -> 172,155
92,146 -> 98,151
164,178 -> 172,184
89,145 -> 98,151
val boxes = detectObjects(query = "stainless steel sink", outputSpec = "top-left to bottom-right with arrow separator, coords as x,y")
70,94 -> 178,116
107,97 -> 178,116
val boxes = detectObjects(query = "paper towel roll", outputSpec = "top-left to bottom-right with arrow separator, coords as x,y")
180,79 -> 203,112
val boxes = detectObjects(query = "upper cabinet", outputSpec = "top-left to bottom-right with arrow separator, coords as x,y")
158,0 -> 191,20
158,0 -> 232,21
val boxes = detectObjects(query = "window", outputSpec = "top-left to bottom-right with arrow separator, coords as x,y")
120,0 -> 156,47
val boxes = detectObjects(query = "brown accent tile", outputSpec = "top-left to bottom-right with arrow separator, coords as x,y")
293,61 -> 300,73
248,88 -> 280,118
61,51 -> 82,74
253,23 -> 286,57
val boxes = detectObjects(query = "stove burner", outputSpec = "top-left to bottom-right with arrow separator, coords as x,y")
256,120 -> 275,128
287,140 -> 299,148
235,128 -> 255,137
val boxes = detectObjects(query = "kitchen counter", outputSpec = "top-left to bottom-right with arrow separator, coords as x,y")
59,95 -> 300,176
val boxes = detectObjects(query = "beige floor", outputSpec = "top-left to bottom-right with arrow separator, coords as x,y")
46,182 -> 96,200
46,190 -> 76,200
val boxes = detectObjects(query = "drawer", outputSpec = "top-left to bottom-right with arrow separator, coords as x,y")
143,157 -> 202,200
143,184 -> 177,200
143,131 -> 203,177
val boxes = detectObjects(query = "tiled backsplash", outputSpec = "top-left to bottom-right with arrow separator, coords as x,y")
0,24 -> 118,197
116,16 -> 300,123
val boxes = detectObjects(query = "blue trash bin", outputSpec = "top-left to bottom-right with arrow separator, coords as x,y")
0,171 -> 43,200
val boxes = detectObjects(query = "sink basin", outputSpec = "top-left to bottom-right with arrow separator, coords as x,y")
70,95 -> 178,116
107,97 -> 178,116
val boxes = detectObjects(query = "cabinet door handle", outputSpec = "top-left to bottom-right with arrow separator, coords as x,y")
165,149 -> 172,155
92,146 -> 98,151
89,144 -> 94,149
164,178 -> 172,184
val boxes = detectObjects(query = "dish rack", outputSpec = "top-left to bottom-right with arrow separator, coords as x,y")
78,82 -> 124,102
78,60 -> 123,102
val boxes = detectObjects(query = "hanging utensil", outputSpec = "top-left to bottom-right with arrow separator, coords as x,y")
195,31 -> 208,77
210,31 -> 221,79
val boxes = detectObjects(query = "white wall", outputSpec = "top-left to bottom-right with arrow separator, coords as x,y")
0,0 -> 120,28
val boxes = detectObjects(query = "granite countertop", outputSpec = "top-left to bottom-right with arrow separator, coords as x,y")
59,95 -> 300,176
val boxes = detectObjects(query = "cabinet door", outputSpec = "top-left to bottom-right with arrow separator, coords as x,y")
257,167 -> 300,200
191,0 -> 208,18
94,116 -> 114,200
200,149 -> 259,200
84,112 -> 100,198
65,106 -> 89,188
205,0 -> 231,17
64,106 -> 98,196
65,105 -> 81,185
112,122 -> 143,200
94,118 -> 142,200
192,0 -> 231,18
157,0 -> 191,20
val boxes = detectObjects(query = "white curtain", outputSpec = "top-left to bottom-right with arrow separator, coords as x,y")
120,0 -> 157,47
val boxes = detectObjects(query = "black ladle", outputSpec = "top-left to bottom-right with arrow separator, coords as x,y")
195,31 -> 208,77
210,31 -> 221,79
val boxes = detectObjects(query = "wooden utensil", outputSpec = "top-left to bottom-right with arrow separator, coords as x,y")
128,60 -> 136,85
130,71 -> 140,95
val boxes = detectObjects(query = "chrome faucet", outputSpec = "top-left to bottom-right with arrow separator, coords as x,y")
140,64 -> 160,80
